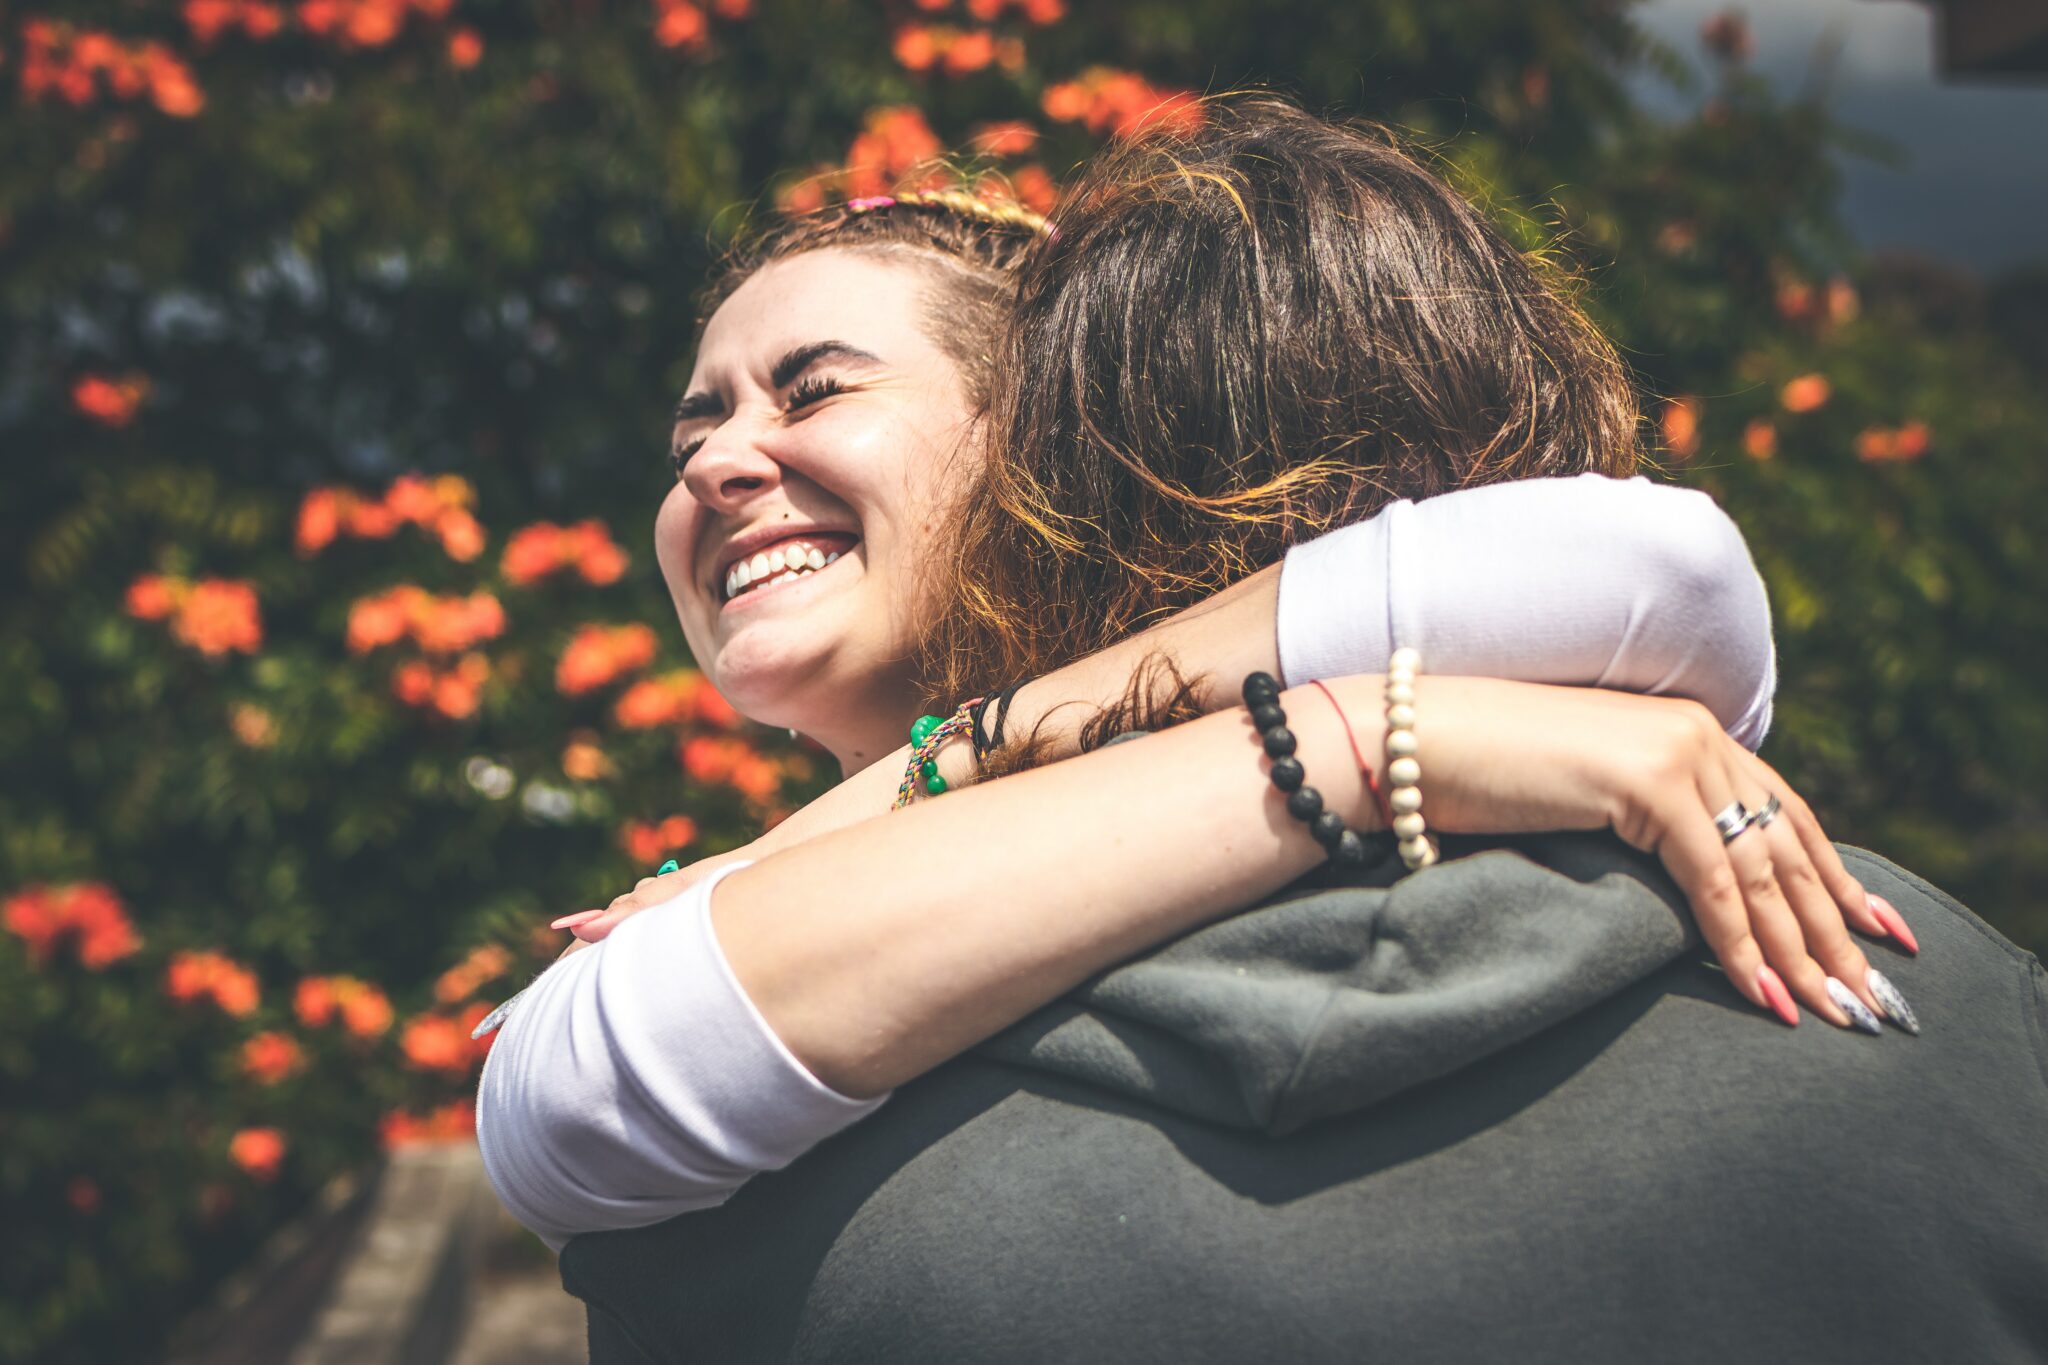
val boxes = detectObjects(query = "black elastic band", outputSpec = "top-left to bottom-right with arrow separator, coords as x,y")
970,682 -> 1025,762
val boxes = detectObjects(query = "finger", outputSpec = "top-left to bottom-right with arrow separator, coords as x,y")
1722,814 -> 1853,1029
549,909 -> 606,931
1755,813 -> 1881,1022
1643,789 -> 1775,1020
1736,753 -> 1886,941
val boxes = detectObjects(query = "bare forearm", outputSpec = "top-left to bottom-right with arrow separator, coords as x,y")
713,670 -> 1377,1096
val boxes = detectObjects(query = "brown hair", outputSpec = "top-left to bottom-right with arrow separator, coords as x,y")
919,96 -> 1643,709
696,187 -> 1047,412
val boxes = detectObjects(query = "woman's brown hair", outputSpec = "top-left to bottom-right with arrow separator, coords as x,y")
696,187 -> 1046,413
919,96 -> 1642,709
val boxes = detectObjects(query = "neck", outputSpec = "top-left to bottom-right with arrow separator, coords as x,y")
800,677 -> 926,779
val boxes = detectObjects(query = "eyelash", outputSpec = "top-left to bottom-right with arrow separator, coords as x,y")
669,375 -> 848,477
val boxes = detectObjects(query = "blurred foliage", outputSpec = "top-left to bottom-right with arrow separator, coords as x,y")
2,0 -> 2043,1360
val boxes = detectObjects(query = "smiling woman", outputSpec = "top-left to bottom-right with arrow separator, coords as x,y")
656,194 -> 1040,770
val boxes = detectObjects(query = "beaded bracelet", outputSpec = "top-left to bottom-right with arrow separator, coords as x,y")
893,700 -> 982,809
1243,672 -> 1368,867
1384,648 -> 1438,871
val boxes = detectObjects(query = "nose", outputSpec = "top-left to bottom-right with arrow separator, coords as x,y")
681,417 -> 783,515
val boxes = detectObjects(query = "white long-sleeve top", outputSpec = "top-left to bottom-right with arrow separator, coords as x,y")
478,473 -> 1777,1249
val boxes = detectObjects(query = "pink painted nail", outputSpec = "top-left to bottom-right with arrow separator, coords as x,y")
1755,964 -> 1800,1027
1868,894 -> 1918,954
549,909 -> 606,931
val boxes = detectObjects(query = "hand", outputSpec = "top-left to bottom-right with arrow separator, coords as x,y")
1407,678 -> 1913,1033
553,849 -> 756,959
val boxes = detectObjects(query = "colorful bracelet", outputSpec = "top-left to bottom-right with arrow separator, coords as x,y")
893,700 -> 982,809
1384,648 -> 1437,871
1243,672 -> 1368,867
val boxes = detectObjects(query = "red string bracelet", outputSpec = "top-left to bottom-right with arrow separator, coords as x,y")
1309,678 -> 1392,827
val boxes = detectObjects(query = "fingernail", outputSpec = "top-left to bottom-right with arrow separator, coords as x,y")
1756,964 -> 1799,1027
549,909 -> 606,930
1825,978 -> 1883,1035
1867,969 -> 1921,1036
1868,895 -> 1918,954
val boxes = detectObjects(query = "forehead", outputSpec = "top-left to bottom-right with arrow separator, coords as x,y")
695,249 -> 946,378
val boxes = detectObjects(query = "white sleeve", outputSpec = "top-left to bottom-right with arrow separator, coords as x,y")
1275,473 -> 1777,749
475,861 -> 887,1251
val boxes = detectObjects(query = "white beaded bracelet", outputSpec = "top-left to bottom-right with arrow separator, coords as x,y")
1385,646 -> 1438,872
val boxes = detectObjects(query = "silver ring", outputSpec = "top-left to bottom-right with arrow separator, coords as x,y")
1749,794 -> 1782,830
1712,800 -> 1752,842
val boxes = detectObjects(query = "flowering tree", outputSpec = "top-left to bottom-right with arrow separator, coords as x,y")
4,1 -> 2044,1360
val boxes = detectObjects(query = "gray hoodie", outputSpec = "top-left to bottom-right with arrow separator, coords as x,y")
564,836 -> 2048,1364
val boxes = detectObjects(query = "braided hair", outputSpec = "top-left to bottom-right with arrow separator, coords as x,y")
698,188 -> 1049,411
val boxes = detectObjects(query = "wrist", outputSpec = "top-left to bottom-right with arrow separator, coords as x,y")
1275,678 -> 1389,837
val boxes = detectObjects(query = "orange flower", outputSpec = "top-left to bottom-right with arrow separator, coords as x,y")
229,1127 -> 287,1182
434,507 -> 486,561
653,0 -> 707,48
1659,396 -> 1702,460
400,1012 -> 474,1072
295,489 -> 342,555
573,519 -> 626,585
4,883 -> 141,969
72,373 -> 150,426
693,683 -> 742,729
501,523 -> 562,585
621,815 -> 699,865
379,1098 -> 476,1149
1826,277 -> 1860,326
562,736 -> 611,781
731,755 -> 782,802
893,25 -> 938,71
1856,421 -> 1931,464
126,573 -> 181,621
229,703 -> 277,747
298,974 -> 393,1036
414,592 -> 506,654
431,670 -> 482,720
1774,279 -> 1815,323
970,121 -> 1039,157
1742,419 -> 1778,461
348,589 -> 413,653
1042,67 -> 1200,138
392,659 -> 437,705
447,26 -> 482,67
336,978 -> 393,1037
434,942 -> 513,1004
172,579 -> 263,656
383,473 -> 440,525
1780,374 -> 1831,414
240,1031 -> 305,1084
943,28 -> 995,72
294,976 -> 337,1027
166,950 -> 261,1016
1011,164 -> 1057,214
140,45 -> 205,117
556,623 -> 658,696
184,0 -> 242,44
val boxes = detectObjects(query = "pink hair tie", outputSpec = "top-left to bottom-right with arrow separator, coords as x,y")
846,196 -> 897,213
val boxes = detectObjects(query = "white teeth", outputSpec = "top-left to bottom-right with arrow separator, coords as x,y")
825,551 -> 840,564
768,548 -> 787,573
749,552 -> 770,579
806,547 -> 826,570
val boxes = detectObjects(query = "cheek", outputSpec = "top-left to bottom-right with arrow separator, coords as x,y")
652,485 -> 701,600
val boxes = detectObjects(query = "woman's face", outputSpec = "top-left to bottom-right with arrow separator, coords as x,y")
656,249 -> 980,768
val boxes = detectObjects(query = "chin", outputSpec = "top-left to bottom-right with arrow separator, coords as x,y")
704,625 -> 858,734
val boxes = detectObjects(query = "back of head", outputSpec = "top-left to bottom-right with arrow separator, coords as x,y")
921,95 -> 1641,703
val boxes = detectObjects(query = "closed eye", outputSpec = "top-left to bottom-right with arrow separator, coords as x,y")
669,436 -> 705,478
786,374 -> 846,412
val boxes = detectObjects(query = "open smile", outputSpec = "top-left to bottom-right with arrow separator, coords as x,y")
717,532 -> 861,606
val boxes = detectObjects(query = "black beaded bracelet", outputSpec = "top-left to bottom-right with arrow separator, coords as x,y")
1243,672 -> 1367,867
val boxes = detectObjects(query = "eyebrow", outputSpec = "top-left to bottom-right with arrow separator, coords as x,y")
673,340 -> 883,427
